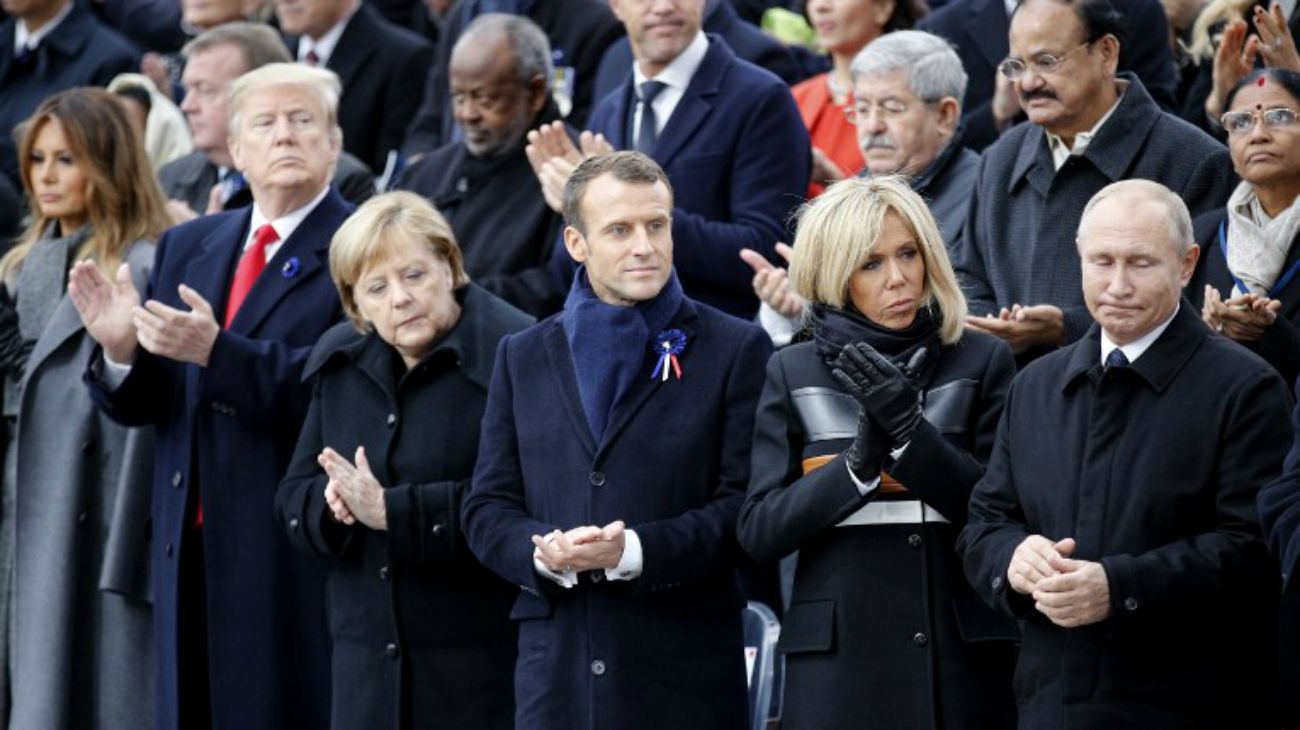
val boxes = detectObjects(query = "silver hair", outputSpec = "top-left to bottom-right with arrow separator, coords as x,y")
849,30 -> 968,103
455,13 -> 554,85
1077,179 -> 1195,256
227,63 -> 342,140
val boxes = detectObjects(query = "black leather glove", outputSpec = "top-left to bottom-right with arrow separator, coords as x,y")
0,297 -> 31,382
842,408 -> 888,483
832,342 -> 926,449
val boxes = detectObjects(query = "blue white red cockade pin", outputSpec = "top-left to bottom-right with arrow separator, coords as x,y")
650,328 -> 686,381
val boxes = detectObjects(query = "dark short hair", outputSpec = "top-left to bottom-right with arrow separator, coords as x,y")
562,151 -> 673,235
1225,68 -> 1300,111
1012,0 -> 1128,55
112,84 -> 153,115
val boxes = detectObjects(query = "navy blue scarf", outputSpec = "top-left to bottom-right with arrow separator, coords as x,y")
562,268 -> 684,441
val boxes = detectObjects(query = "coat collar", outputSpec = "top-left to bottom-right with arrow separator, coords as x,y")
912,125 -> 969,193
1008,73 -> 1161,195
1061,301 -> 1206,394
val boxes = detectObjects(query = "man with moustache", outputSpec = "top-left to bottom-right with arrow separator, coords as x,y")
464,152 -> 770,730
395,14 -> 566,317
955,0 -> 1232,361
959,180 -> 1289,728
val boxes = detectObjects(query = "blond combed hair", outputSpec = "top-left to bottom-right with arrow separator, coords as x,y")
329,191 -> 469,332
1186,0 -> 1254,62
3,88 -> 170,280
226,62 -> 342,141
788,175 -> 967,345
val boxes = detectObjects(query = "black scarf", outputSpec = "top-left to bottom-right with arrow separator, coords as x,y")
810,302 -> 942,384
562,268 -> 684,441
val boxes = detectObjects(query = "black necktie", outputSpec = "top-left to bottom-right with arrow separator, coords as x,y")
635,81 -> 667,154
1105,348 -> 1130,370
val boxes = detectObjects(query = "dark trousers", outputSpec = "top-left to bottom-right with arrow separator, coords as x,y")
177,527 -> 212,729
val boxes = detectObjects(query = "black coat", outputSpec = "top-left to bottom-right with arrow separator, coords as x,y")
394,103 -> 566,318
286,3 -> 433,175
737,329 -> 1017,730
276,284 -> 530,730
463,298 -> 771,730
958,305 -> 1290,729
1188,209 -> 1300,387
1259,378 -> 1300,727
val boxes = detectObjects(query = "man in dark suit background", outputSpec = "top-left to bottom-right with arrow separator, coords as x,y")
158,23 -> 374,224
70,63 -> 353,730
464,151 -> 770,729
0,0 -> 137,186
277,0 -> 432,175
959,179 -> 1289,728
396,14 -> 566,317
528,0 -> 810,320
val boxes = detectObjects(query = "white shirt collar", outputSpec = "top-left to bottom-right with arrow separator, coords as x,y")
14,0 -> 73,56
297,3 -> 357,67
1047,80 -> 1127,170
1099,303 -> 1179,367
1004,0 -> 1017,16
246,185 -> 331,255
632,31 -> 708,92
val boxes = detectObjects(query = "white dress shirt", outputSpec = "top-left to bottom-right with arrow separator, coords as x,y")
534,530 -> 644,588
1046,80 -> 1128,170
1098,303 -> 1179,367
630,31 -> 709,148
297,3 -> 357,67
13,0 -> 72,56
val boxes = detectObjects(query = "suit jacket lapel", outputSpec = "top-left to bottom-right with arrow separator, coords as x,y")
969,0 -> 1009,70
595,300 -> 699,459
22,298 -> 83,384
542,321 -> 597,457
229,190 -> 348,334
652,39 -> 728,168
326,5 -> 377,96
185,209 -> 250,325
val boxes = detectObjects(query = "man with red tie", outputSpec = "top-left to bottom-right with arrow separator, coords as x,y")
68,62 -> 353,730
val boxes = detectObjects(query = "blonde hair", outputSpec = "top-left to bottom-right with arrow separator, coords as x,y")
226,62 -> 342,141
1186,0 -> 1253,62
788,175 -> 967,345
329,191 -> 468,332
4,88 -> 170,279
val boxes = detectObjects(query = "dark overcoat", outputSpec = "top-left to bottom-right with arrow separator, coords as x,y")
1188,210 -> 1300,386
737,330 -> 1018,730
84,189 -> 355,730
585,36 -> 810,320
463,297 -> 772,730
954,76 -> 1233,345
958,305 -> 1290,729
1258,378 -> 1300,726
275,284 -> 530,730
285,3 -> 432,175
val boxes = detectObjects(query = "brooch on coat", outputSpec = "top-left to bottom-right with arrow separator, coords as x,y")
650,328 -> 686,381
281,257 -> 301,278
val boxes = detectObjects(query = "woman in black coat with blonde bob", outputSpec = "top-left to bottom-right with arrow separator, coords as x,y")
276,191 -> 529,730
737,176 -> 1018,730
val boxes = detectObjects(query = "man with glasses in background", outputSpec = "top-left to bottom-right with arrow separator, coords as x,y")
954,0 -> 1233,362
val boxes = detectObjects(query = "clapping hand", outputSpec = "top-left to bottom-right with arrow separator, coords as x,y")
739,242 -> 805,319
319,446 -> 387,531
531,520 -> 626,573
68,260 -> 141,364
1202,285 -> 1280,342
524,121 -> 613,213
833,342 -> 927,449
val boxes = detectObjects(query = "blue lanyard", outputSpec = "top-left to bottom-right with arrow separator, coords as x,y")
1218,221 -> 1300,299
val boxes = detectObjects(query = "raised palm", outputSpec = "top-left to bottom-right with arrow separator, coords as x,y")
68,260 -> 140,363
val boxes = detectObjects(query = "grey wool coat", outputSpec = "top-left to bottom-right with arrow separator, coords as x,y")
8,242 -> 155,730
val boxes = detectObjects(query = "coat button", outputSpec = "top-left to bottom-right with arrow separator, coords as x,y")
171,471 -> 183,488
288,517 -> 300,529
912,632 -> 928,647
589,471 -> 606,487
907,533 -> 922,548
379,565 -> 390,581
384,643 -> 399,659
1124,597 -> 1139,612
991,576 -> 1003,590
164,542 -> 174,558
78,512 -> 87,525
590,659 -> 606,676
386,413 -> 397,427
590,571 -> 604,583
430,523 -> 444,537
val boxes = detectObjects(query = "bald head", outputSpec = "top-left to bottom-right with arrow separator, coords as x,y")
449,13 -> 552,157
1077,179 -> 1194,257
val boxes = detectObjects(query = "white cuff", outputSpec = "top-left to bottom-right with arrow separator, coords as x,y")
757,302 -> 798,347
605,529 -> 642,581
890,441 -> 909,462
100,353 -> 133,390
533,552 -> 577,589
846,462 -> 881,496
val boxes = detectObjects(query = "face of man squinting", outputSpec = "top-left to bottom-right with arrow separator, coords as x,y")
449,37 -> 544,158
609,0 -> 705,77
1078,195 -> 1198,346
853,69 -> 954,176
564,175 -> 674,307
228,83 -> 340,201
848,210 -> 926,329
180,44 -> 247,162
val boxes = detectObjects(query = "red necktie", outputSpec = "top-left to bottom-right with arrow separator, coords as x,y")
225,223 -> 278,328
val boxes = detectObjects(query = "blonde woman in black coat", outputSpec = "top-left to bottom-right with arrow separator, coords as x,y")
276,192 -> 529,729
737,176 -> 1017,730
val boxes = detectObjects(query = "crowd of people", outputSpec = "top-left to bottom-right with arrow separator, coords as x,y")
2,0 -> 1300,728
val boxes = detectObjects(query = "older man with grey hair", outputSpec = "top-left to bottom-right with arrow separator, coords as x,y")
395,13 -> 567,317
746,30 -> 977,340
959,179 -> 1289,728
71,62 -> 354,730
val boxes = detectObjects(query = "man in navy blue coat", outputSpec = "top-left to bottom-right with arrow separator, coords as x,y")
464,152 -> 772,729
528,0 -> 810,321
70,64 -> 353,730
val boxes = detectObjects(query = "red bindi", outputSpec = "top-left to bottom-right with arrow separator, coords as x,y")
1258,76 -> 1268,87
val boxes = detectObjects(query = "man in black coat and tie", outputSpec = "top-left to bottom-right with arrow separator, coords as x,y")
395,14 -> 566,317
959,179 -> 1290,729
277,0 -> 433,175
464,152 -> 771,729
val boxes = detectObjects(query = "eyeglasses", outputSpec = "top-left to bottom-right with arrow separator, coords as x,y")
1220,107 -> 1300,136
843,98 -> 923,123
997,42 -> 1091,80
